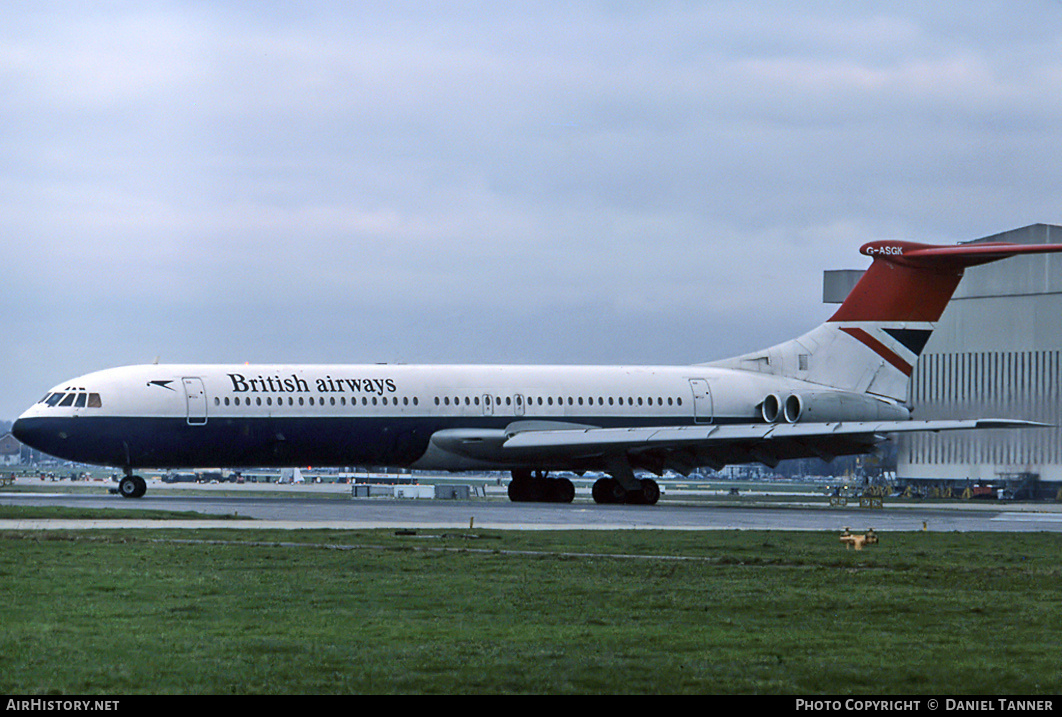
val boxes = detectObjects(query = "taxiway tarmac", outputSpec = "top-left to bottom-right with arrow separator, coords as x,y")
3,481 -> 1062,532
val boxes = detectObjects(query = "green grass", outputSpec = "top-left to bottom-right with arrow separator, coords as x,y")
0,529 -> 1059,694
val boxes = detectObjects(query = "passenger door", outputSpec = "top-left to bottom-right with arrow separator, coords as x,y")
183,377 -> 208,425
689,378 -> 713,424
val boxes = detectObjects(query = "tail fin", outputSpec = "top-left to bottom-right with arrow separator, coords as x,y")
709,240 -> 1062,401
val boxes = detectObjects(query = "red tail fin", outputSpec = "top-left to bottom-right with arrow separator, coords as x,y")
829,241 -> 1062,323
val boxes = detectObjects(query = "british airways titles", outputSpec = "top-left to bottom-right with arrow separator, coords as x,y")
227,373 -> 398,396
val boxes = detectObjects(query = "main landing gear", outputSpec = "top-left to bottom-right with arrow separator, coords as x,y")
118,472 -> 147,499
507,469 -> 575,503
591,476 -> 660,505
506,467 -> 661,505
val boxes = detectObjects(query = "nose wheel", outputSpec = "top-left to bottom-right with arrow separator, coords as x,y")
119,474 -> 147,499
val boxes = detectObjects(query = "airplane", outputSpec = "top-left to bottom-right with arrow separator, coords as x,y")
12,239 -> 1062,503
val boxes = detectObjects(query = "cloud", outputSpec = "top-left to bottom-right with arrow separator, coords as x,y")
3,2 -> 1062,419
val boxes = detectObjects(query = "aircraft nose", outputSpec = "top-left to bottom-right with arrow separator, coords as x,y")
12,410 -> 50,454
11,417 -> 33,448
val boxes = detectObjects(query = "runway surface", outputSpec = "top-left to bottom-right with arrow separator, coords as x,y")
3,479 -> 1062,532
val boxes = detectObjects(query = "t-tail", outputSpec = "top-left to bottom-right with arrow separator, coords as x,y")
709,240 -> 1062,404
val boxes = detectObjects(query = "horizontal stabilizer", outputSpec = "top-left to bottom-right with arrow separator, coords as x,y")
863,241 -> 1062,269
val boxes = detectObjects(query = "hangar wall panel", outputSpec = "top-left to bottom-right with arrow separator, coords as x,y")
896,224 -> 1062,484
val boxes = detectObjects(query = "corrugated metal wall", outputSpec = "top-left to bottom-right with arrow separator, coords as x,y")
897,224 -> 1062,483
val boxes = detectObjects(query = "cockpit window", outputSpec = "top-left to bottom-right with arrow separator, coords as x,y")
41,391 -> 103,408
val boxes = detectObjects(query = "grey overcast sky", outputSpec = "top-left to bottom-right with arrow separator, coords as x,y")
3,2 -> 1062,420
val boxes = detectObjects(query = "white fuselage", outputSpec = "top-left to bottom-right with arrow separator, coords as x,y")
14,362 -> 892,472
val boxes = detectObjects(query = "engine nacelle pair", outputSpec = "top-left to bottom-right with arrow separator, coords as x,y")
760,391 -> 909,424
760,393 -> 796,423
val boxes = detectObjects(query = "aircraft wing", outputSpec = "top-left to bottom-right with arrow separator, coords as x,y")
499,418 -> 1047,473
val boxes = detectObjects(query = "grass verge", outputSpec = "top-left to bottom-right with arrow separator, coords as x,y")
0,529 -> 1059,694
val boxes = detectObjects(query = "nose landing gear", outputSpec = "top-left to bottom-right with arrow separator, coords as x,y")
118,472 -> 147,499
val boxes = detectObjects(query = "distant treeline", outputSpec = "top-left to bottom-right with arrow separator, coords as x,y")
0,420 -> 10,436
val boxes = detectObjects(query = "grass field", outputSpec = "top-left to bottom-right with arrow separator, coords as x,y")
1,525 -> 1060,695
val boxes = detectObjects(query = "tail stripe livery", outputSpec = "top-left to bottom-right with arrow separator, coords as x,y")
838,326 -> 917,377
881,328 -> 933,357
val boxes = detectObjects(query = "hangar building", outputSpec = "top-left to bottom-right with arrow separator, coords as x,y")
826,224 -> 1062,499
